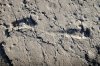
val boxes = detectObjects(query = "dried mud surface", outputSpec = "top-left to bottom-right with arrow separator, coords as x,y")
0,0 -> 100,66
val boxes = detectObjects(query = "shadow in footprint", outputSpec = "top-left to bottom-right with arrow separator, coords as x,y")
12,15 -> 37,27
66,28 -> 79,34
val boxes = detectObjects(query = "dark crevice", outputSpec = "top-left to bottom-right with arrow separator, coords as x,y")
83,0 -> 87,1
98,17 -> 100,21
85,54 -> 89,62
66,28 -> 79,34
98,5 -> 100,7
79,25 -> 91,37
23,0 -> 27,4
84,28 -> 91,37
71,0 -> 75,1
78,18 -> 84,22
49,25 -> 53,28
11,21 -> 17,27
77,0 -> 83,6
96,45 -> 100,54
41,12 -> 49,19
73,12 -> 77,16
3,23 -> 10,28
79,25 -> 84,34
36,36 -> 54,46
54,57 -> 57,64
8,3 -> 13,6
56,28 -> 76,34
0,42 -> 13,66
5,29 -> 10,37
58,39 -> 68,52
36,36 -> 43,40
29,15 -> 38,26
54,16 -> 57,20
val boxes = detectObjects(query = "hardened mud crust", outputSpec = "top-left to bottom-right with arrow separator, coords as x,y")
0,0 -> 100,66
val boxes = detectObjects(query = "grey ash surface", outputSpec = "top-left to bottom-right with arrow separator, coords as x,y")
0,0 -> 100,66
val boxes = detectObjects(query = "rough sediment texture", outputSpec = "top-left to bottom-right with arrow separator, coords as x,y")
0,0 -> 100,66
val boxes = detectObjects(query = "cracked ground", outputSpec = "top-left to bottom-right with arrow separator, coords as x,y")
0,0 -> 100,66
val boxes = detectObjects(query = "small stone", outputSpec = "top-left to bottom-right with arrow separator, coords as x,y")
87,49 -> 96,60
